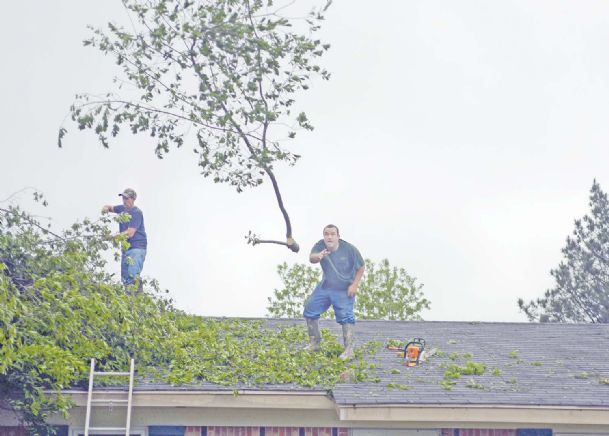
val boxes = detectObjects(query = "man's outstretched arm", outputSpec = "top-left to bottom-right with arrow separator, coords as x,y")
310,249 -> 329,264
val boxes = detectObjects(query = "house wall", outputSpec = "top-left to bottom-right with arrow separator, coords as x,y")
55,406 -> 609,433
0,428 -> 26,436
0,408 -> 20,426
4,424 -> 609,436
58,407 -> 343,428
5,405 -> 609,435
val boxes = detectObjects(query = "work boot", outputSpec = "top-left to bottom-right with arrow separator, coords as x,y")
304,318 -> 321,351
339,323 -> 355,361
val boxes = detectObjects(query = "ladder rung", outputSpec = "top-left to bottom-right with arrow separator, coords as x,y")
93,371 -> 131,376
91,399 -> 129,404
88,428 -> 126,432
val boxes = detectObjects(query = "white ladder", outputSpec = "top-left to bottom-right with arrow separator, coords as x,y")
84,358 -> 135,436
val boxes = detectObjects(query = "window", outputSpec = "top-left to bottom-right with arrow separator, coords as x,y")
72,427 -> 147,436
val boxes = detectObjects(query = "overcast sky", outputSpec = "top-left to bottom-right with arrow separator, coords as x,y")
1,1 -> 609,322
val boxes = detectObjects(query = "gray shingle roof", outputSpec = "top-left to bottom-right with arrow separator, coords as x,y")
94,319 -> 609,408
326,319 -> 609,407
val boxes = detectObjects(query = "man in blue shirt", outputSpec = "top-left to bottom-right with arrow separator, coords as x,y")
102,188 -> 147,288
303,224 -> 365,360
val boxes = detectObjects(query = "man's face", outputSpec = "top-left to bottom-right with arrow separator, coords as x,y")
323,227 -> 339,251
121,195 -> 135,208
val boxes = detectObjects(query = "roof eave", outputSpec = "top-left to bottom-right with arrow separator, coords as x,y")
63,389 -> 609,426
336,403 -> 609,425
64,389 -> 335,410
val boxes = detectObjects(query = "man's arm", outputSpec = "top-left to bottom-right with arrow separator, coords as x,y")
122,227 -> 136,238
347,265 -> 365,297
121,209 -> 141,240
102,206 -> 136,239
310,249 -> 329,264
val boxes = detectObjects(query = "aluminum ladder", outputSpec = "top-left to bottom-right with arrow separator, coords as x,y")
84,358 -> 135,436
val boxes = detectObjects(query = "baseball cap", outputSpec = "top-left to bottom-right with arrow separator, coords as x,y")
118,188 -> 137,199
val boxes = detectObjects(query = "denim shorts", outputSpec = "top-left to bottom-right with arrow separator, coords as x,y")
121,248 -> 146,285
303,283 -> 355,325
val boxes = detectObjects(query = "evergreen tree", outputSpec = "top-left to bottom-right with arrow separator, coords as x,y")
518,180 -> 609,322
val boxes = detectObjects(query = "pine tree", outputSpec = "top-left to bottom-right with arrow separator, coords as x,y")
519,180 -> 609,322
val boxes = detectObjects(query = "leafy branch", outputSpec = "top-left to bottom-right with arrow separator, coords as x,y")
1,205 -> 379,430
60,0 -> 333,252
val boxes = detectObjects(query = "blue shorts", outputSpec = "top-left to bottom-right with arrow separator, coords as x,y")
303,283 -> 355,325
121,248 -> 146,285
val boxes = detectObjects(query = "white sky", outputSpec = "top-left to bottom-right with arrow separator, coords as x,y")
1,1 -> 609,322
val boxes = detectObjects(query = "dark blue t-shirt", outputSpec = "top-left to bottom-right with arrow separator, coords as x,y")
311,239 -> 364,290
114,205 -> 147,250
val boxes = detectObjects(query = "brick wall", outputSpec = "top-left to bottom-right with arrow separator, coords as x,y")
0,428 -> 26,436
441,431 -> 517,436
197,427 -> 348,436
0,426 -> 67,436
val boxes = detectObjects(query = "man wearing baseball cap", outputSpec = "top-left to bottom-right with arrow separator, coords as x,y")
102,188 -> 147,288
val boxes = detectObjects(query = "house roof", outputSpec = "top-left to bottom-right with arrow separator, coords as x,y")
82,319 -> 609,409
328,319 -> 609,408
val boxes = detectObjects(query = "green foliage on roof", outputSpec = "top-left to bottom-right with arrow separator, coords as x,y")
443,361 -> 486,380
0,202 -> 374,432
386,382 -> 410,390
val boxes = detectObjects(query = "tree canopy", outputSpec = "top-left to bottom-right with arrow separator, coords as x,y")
0,199 -> 373,432
60,0 -> 333,252
267,259 -> 430,320
518,180 -> 609,323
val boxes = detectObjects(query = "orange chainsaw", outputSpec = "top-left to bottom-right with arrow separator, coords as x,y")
386,338 -> 426,367
403,338 -> 425,367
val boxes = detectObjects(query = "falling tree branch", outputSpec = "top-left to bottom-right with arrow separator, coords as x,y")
69,99 -> 264,143
189,44 -> 299,253
253,239 -> 290,247
246,1 -> 297,252
66,0 -> 329,254
263,166 -> 297,248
